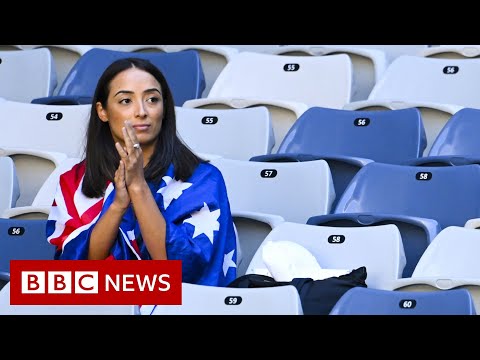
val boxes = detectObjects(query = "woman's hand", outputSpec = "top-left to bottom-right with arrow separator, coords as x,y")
115,120 -> 146,191
112,159 -> 130,211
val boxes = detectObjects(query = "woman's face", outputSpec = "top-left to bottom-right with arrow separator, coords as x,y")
96,67 -> 164,151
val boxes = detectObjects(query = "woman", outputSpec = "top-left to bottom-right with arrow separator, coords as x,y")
46,57 -> 237,286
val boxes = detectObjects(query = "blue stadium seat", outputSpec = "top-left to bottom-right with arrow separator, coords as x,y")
307,213 -> 441,278
31,48 -> 205,106
0,219 -> 55,281
409,108 -> 480,166
329,287 -> 476,315
253,107 -> 426,209
334,163 -> 480,230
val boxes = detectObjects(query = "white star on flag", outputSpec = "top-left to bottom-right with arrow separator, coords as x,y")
126,230 -> 135,240
223,249 -> 236,277
157,176 -> 192,209
183,202 -> 220,244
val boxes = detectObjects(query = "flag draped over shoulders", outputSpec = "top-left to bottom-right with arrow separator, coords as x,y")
46,160 -> 237,286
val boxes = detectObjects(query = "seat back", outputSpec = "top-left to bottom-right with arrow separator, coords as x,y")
176,106 -> 274,160
0,48 -> 56,102
0,219 -> 55,274
246,222 -> 406,290
329,287 -> 476,315
369,55 -> 480,108
0,101 -> 90,158
278,106 -> 426,163
211,158 -> 335,223
55,48 -> 205,106
0,156 -> 19,214
270,45 -> 388,101
183,98 -> 308,153
307,213 -> 441,278
335,163 -> 480,229
209,52 -> 352,108
142,282 -> 303,315
429,107 -> 480,157
413,226 -> 480,278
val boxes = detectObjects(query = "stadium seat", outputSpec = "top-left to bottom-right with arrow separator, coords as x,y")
270,45 -> 388,101
207,51 -> 352,109
329,287 -> 476,315
255,107 -> 426,209
232,211 -> 285,277
246,221 -> 406,290
142,282 -> 303,315
0,219 -> 55,278
428,107 -> 480,158
0,48 -> 56,103
183,98 -> 308,153
2,157 -> 80,219
334,163 -> 480,230
211,157 -> 335,224
421,45 -> 480,59
307,213 -> 441,278
0,100 -> 91,158
0,156 -> 19,216
0,148 -> 68,209
20,45 -> 93,95
175,106 -> 274,160
165,45 -> 239,97
393,226 -> 480,312
31,48 -> 205,106
344,98 -> 463,155
367,55 -> 480,108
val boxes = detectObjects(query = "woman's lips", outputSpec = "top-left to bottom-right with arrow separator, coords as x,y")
133,125 -> 150,131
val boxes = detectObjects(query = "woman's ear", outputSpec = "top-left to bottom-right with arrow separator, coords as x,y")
96,102 -> 109,123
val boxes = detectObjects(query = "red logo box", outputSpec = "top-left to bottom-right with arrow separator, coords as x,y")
9,260 -> 182,305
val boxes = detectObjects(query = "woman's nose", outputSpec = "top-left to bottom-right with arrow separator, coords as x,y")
135,101 -> 147,117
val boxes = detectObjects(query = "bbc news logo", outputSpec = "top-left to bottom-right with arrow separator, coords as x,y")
10,260 -> 182,305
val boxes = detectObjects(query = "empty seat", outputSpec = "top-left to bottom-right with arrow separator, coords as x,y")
208,52 -> 352,109
335,163 -> 480,230
0,219 -> 55,277
0,156 -> 19,216
175,106 -> 274,160
255,107 -> 426,209
183,97 -> 308,153
429,107 -> 480,158
165,45 -> 239,97
307,213 -> 441,278
344,94 -> 463,155
393,226 -> 480,311
329,287 -> 476,315
32,48 -> 205,106
421,45 -> 480,59
270,45 -> 388,101
0,101 -> 90,158
211,158 -> 335,223
2,157 -> 80,219
246,222 -> 405,290
0,48 -> 57,103
21,45 -> 93,95
367,55 -> 480,108
0,149 -> 69,209
141,282 -> 303,315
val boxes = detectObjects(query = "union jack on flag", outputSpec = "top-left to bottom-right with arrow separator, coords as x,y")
46,160 -> 237,286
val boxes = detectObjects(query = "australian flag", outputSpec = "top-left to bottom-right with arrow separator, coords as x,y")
46,160 -> 237,287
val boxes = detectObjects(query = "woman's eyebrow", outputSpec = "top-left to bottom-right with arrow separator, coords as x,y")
113,88 -> 162,97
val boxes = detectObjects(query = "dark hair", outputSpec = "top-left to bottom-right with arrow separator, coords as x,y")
82,57 -> 203,198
